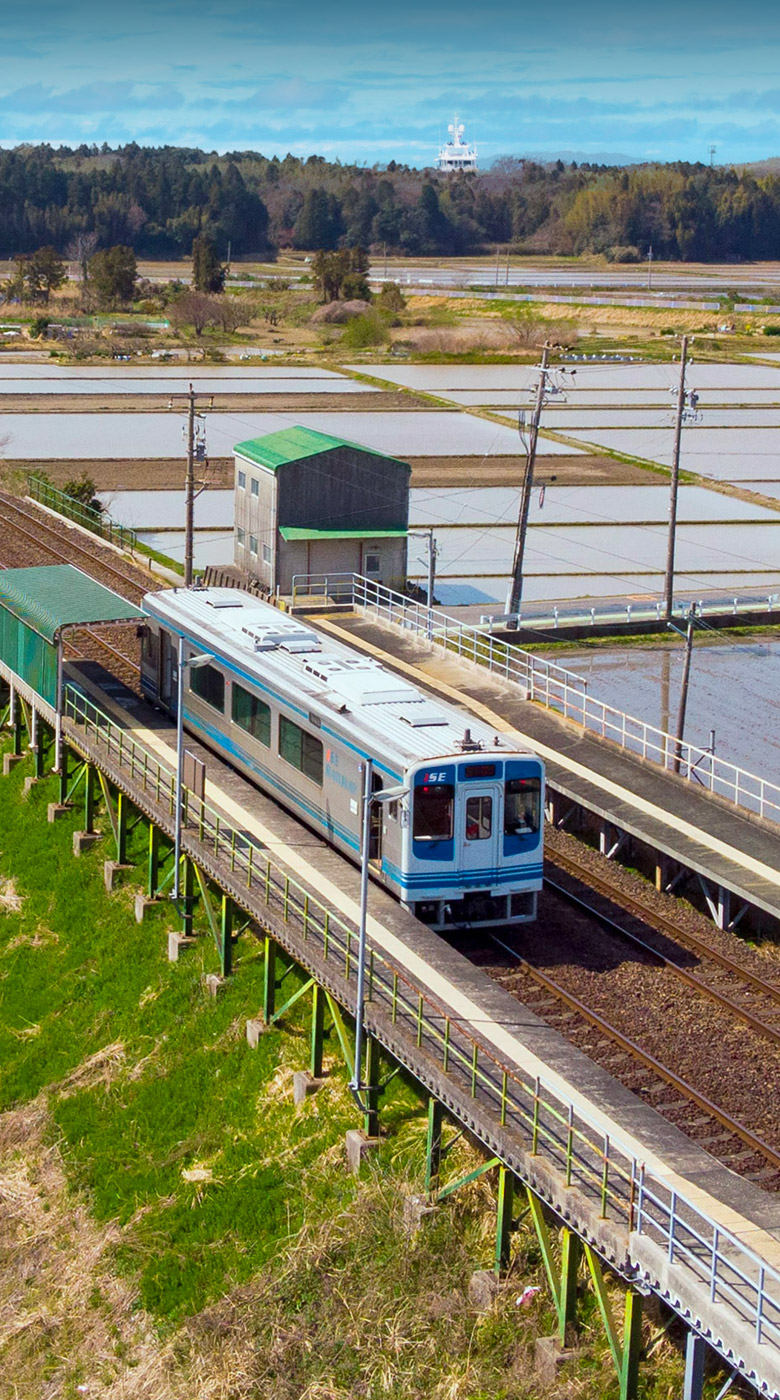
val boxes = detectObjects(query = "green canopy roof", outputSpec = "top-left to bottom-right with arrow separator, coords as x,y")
234,426 -> 410,472
279,526 -> 408,543
0,565 -> 145,642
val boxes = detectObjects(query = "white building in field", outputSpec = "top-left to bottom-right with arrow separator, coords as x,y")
436,115 -> 478,172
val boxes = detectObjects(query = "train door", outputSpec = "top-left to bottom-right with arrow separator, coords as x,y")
458,783 -> 501,876
369,770 -> 384,866
160,630 -> 175,709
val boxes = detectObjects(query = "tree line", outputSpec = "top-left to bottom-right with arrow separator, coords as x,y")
2,143 -> 780,261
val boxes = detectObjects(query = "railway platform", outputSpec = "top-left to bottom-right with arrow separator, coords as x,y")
316,607 -> 780,939
45,659 -> 780,1397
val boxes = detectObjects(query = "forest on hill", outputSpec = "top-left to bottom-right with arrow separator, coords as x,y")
2,142 -> 780,263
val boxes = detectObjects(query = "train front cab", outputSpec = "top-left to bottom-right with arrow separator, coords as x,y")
408,757 -> 543,929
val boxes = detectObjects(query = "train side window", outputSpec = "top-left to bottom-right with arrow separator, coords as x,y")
232,683 -> 271,747
190,663 -> 225,713
279,714 -> 323,785
141,628 -> 159,669
465,795 -> 492,841
413,783 -> 454,841
505,777 -> 541,835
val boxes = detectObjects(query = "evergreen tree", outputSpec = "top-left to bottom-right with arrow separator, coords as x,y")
192,234 -> 225,292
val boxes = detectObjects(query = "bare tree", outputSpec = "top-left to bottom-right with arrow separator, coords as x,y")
213,295 -> 248,333
169,291 -> 219,338
66,231 -> 99,284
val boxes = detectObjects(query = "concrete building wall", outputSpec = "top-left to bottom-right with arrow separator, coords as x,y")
233,460 -> 276,589
277,537 -> 407,594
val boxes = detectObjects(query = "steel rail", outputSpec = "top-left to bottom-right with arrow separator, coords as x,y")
547,849 -> 780,1009
0,494 -> 147,602
488,931 -> 780,1176
544,872 -> 780,1049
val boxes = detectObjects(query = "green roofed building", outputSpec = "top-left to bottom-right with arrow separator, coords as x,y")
232,426 -> 410,594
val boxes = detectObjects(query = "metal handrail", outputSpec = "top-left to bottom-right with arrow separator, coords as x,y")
27,474 -> 137,552
482,592 -> 780,633
301,571 -> 780,827
61,681 -> 780,1374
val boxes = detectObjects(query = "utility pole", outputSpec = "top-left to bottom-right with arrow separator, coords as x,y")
185,384 -> 196,587
506,345 -> 550,622
647,244 -> 653,291
663,335 -> 689,621
505,247 -> 510,286
669,605 -> 696,774
384,242 -> 388,278
169,384 -> 213,587
409,528 -> 438,640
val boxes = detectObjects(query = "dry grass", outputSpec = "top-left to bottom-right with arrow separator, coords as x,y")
0,1098 -> 169,1400
0,881 -> 22,914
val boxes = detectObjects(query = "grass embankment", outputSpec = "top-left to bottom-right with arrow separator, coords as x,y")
0,747 -> 726,1397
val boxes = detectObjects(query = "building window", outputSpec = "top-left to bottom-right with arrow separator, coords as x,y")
237,470 -> 246,490
279,714 -> 323,785
364,552 -> 380,574
190,663 -> 225,713
251,477 -> 259,498
249,535 -> 258,555
262,543 -> 272,564
232,684 -> 271,746
236,527 -> 245,547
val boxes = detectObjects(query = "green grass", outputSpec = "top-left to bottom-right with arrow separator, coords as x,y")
0,741 -> 735,1397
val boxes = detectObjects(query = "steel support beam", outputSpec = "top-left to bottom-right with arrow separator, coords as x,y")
425,1096 -> 445,1197
181,856 -> 194,939
495,1164 -> 514,1275
363,1033 -> 381,1138
84,763 -> 95,833
683,1330 -> 707,1400
220,894 -> 233,978
310,981 -> 324,1079
262,935 -> 277,1024
147,822 -> 160,898
583,1243 -> 642,1400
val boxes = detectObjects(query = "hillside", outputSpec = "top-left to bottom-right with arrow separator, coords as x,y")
4,142 -> 780,263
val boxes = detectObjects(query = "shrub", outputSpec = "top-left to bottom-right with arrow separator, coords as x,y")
763,325 -> 780,336
341,310 -> 390,349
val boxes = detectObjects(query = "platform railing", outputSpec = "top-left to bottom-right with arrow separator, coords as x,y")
27,473 -> 138,553
61,681 -> 780,1378
291,572 -> 780,827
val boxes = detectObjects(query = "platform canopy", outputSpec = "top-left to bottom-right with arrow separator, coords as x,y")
0,565 -> 144,642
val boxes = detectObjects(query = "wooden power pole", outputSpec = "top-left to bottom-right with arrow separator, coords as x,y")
507,345 -> 550,622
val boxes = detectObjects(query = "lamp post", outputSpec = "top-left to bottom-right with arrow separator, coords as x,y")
350,759 -> 409,1113
172,634 -> 214,903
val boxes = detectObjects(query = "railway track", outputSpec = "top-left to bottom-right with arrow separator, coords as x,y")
485,930 -> 780,1186
0,494 -> 144,684
546,850 -> 780,1045
0,493 -> 149,604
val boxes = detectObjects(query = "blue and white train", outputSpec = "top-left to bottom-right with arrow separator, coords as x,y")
140,587 -> 544,928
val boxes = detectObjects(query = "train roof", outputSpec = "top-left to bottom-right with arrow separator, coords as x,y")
143,587 -> 537,770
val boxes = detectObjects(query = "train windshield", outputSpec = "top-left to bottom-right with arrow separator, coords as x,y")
504,777 -> 541,836
413,783 -> 454,841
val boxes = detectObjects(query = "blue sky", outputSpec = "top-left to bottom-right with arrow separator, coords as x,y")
2,0 -> 780,165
